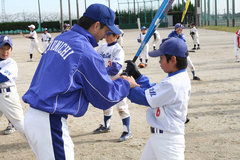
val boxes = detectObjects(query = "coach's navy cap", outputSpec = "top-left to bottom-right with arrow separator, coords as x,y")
174,23 -> 184,30
83,4 -> 121,35
149,37 -> 188,58
0,35 -> 13,48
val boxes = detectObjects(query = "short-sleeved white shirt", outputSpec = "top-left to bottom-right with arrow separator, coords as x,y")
97,42 -> 124,74
145,71 -> 191,135
0,57 -> 18,88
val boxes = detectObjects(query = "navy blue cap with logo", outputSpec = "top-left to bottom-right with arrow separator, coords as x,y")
174,23 -> 184,30
83,3 -> 121,35
0,35 -> 13,48
149,37 -> 188,58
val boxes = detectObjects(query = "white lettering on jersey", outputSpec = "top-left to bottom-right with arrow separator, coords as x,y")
45,40 -> 74,60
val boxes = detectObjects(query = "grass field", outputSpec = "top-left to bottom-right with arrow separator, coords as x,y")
203,25 -> 240,33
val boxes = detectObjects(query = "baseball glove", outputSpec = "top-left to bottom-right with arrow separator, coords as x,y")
138,63 -> 146,68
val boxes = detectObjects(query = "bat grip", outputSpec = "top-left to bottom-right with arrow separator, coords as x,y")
132,56 -> 138,63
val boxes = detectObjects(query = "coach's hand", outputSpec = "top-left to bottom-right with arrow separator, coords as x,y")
125,60 -> 141,79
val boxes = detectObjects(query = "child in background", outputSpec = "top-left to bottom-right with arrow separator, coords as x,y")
41,28 -> 52,51
94,31 -> 132,142
168,23 -> 200,81
137,26 -> 149,67
190,23 -> 200,50
152,30 -> 161,50
21,24 -> 43,61
234,28 -> 240,62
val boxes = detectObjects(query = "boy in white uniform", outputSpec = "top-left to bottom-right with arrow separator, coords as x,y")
152,30 -> 161,50
123,37 -> 191,160
137,26 -> 149,67
234,28 -> 240,62
21,24 -> 43,61
0,35 -> 25,137
190,23 -> 200,50
41,28 -> 52,51
94,31 -> 132,141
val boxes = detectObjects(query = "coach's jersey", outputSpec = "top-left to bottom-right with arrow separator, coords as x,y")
190,26 -> 199,38
236,29 -> 240,46
29,30 -> 39,42
145,70 -> 191,135
41,33 -> 51,42
168,31 -> 186,42
97,42 -> 124,74
22,24 -> 130,117
0,57 -> 18,88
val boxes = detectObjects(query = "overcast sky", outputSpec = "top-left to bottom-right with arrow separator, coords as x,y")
1,0 -> 240,21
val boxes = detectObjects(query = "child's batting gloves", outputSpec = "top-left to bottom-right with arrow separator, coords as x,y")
125,60 -> 141,79
137,39 -> 141,43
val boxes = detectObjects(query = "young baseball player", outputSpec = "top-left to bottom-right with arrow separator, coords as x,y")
61,23 -> 71,33
168,23 -> 200,81
94,31 -> 132,142
137,26 -> 149,67
234,28 -> 240,62
21,24 -> 43,61
122,37 -> 191,160
190,23 -> 200,50
0,35 -> 24,137
41,28 -> 51,51
152,30 -> 161,50
22,4 -> 134,159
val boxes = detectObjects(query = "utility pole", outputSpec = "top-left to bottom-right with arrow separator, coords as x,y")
215,0 -> 217,26
232,0 -> 235,27
204,0 -> 206,25
227,0 -> 229,26
60,0 -> 63,31
38,0 -> 42,31
208,0 -> 210,26
68,0 -> 72,27
195,0 -> 201,26
76,0 -> 79,20
108,0 -> 110,8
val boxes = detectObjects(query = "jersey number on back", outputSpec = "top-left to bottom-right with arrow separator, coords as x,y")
156,107 -> 160,117
107,60 -> 112,67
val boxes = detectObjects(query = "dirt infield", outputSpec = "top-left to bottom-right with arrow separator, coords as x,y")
0,28 -> 239,160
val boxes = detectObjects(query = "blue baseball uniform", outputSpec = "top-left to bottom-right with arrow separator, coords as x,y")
22,24 -> 130,159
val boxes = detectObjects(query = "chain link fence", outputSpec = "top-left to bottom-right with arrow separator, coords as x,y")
201,0 -> 240,27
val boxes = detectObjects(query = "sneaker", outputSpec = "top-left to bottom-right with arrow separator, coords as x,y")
197,46 -> 200,50
118,131 -> 132,142
235,58 -> 240,62
145,63 -> 148,67
193,76 -> 200,80
27,59 -> 33,62
192,47 -> 196,50
93,124 -> 110,134
3,126 -> 15,135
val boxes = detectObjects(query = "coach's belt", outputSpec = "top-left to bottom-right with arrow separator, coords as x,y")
150,127 -> 163,134
0,87 -> 11,93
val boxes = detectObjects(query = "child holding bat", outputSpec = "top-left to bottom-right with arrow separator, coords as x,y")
122,37 -> 191,160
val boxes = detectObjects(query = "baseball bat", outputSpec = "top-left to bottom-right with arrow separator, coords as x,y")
132,0 -> 175,63
181,0 -> 190,23
137,18 -> 141,32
